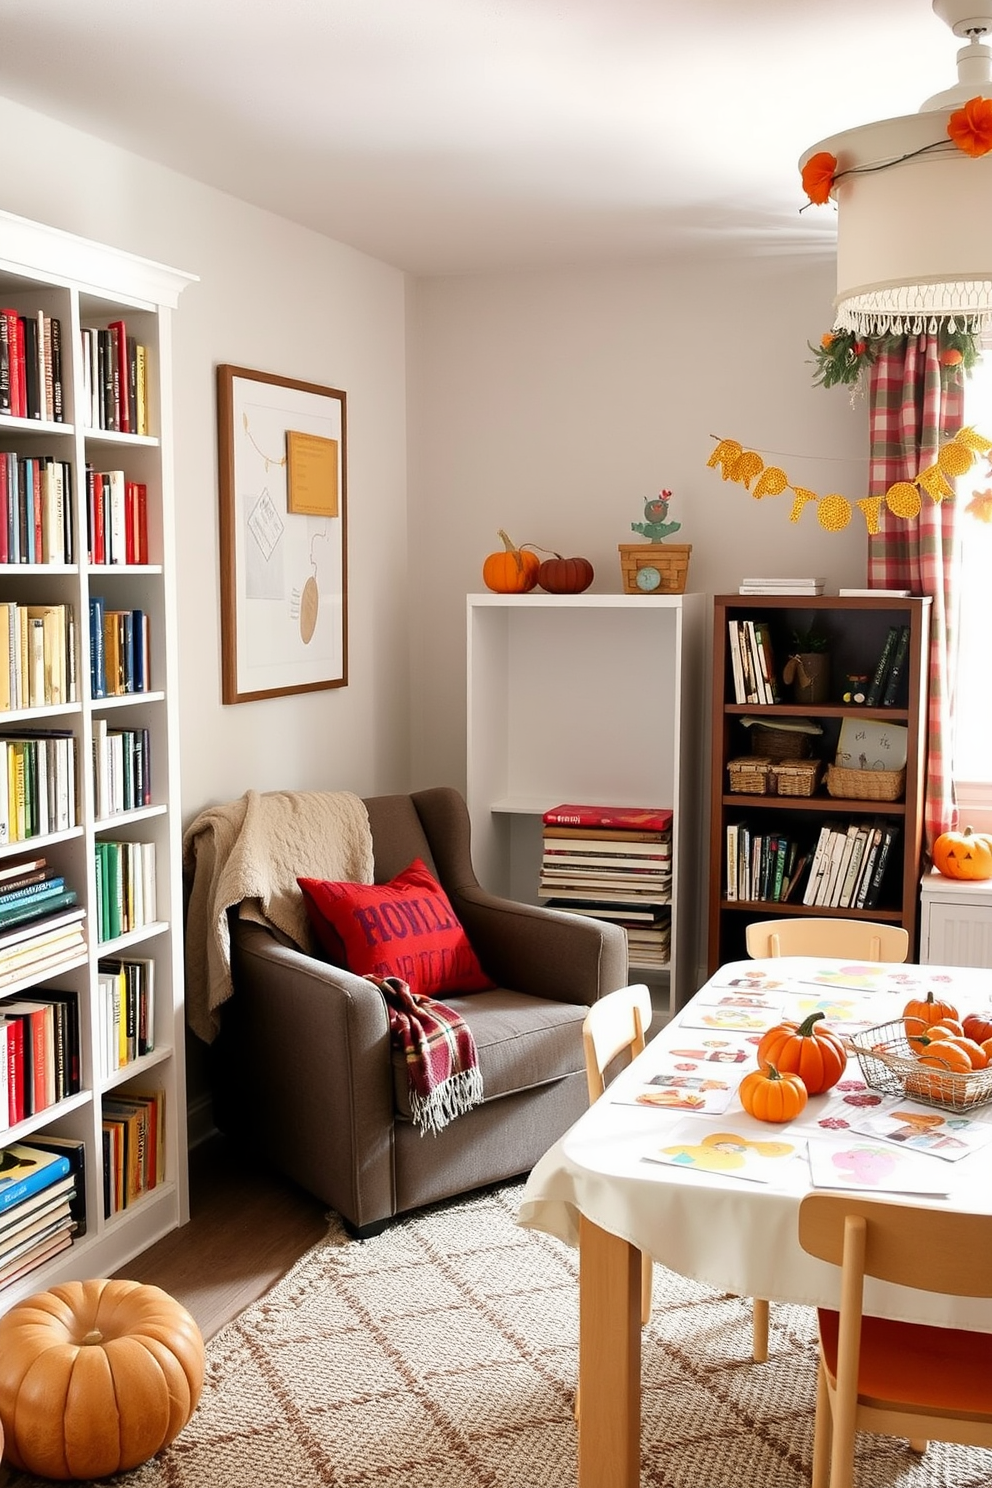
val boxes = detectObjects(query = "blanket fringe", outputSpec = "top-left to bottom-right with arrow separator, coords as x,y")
410,1068 -> 485,1136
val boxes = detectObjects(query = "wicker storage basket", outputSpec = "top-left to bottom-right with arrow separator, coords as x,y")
728,756 -> 771,794
850,1020 -> 992,1111
751,725 -> 812,761
769,758 -> 822,798
825,764 -> 905,802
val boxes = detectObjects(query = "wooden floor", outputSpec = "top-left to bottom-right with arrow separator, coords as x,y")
112,1132 -> 330,1340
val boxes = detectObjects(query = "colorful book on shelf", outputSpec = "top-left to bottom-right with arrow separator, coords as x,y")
541,804 -> 672,831
0,1142 -> 71,1211
863,625 -> 901,708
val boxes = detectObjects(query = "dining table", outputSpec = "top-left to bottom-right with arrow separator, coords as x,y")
517,956 -> 992,1488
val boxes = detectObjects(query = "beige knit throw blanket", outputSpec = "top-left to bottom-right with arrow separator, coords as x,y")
182,789 -> 374,1043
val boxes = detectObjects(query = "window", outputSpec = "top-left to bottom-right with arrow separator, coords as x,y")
954,353 -> 992,828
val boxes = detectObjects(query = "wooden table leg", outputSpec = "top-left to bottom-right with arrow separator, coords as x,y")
578,1213 -> 641,1488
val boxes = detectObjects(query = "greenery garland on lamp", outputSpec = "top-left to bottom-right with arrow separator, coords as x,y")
808,325 -> 981,391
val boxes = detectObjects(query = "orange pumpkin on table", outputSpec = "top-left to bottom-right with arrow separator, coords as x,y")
738,1064 -> 808,1122
482,530 -> 540,593
902,990 -> 959,1036
756,1011 -> 847,1095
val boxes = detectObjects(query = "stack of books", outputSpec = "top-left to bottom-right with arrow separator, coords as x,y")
802,817 -> 901,910
738,577 -> 825,595
0,1140 -> 79,1292
0,857 -> 85,993
538,804 -> 673,969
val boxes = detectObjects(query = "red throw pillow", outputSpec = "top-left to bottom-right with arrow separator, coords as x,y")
297,858 -> 495,999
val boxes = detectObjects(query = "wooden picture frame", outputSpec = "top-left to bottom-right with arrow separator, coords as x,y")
217,365 -> 347,703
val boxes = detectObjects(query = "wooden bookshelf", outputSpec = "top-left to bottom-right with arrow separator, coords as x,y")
707,594 -> 931,973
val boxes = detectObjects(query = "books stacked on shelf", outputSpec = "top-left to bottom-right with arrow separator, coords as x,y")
725,823 -> 811,905
0,452 -> 73,564
802,817 -> 901,909
85,468 -> 149,566
0,600 -> 76,711
0,310 -> 64,423
88,598 -> 150,698
94,839 -> 157,944
839,588 -> 912,598
0,730 -> 78,842
539,804 -> 673,969
0,987 -> 81,1123
863,625 -> 912,707
102,1088 -> 164,1217
92,721 -> 152,819
79,320 -> 148,436
0,858 -> 85,992
727,618 -> 780,704
0,1141 -> 77,1290
97,956 -> 155,1077
738,577 -> 826,596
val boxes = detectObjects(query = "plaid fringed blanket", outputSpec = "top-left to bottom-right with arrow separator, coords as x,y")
367,975 -> 484,1135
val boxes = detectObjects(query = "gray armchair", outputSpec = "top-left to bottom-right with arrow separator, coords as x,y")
211,787 -> 628,1235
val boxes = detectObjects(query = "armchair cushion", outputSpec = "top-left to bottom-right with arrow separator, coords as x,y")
298,857 -> 495,999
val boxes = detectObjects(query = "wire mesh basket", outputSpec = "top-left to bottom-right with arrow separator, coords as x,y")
849,1019 -> 992,1111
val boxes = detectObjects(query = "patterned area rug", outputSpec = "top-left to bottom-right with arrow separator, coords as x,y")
4,1182 -> 992,1488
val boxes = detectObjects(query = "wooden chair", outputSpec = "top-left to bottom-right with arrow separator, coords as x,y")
798,1194 -> 992,1488
745,918 -> 909,963
581,984 -> 654,1326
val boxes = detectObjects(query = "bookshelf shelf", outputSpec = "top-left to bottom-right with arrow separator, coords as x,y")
708,594 -> 931,973
467,592 -> 704,1016
0,209 -> 195,1309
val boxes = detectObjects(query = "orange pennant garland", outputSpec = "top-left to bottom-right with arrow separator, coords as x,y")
856,497 -> 883,535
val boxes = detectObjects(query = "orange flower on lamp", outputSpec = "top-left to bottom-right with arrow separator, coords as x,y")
800,96 -> 992,207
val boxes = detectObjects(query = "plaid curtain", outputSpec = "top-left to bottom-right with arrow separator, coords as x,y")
867,335 -> 964,851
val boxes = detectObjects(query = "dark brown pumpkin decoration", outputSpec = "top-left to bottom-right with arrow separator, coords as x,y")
537,553 -> 594,594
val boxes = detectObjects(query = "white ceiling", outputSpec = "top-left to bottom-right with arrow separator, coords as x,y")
0,0 -> 966,276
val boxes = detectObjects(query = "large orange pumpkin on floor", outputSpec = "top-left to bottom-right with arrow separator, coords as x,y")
0,1279 -> 204,1480
932,826 -> 992,880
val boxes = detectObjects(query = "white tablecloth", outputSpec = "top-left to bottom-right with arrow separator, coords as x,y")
518,957 -> 992,1330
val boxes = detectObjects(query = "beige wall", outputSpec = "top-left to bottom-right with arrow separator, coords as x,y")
406,256 -> 869,791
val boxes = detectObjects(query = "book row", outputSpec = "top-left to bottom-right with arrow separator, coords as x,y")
102,1088 -> 165,1216
80,321 -> 149,437
0,902 -> 86,993
93,721 -> 152,819
0,731 -> 78,843
863,625 -> 912,708
0,987 -> 80,1128
727,619 -> 779,705
0,1141 -> 82,1293
0,600 -> 76,711
0,452 -> 73,565
89,597 -> 150,698
724,817 -> 900,909
0,311 -> 64,424
97,955 -> 155,1079
85,468 -> 149,566
94,838 -> 157,943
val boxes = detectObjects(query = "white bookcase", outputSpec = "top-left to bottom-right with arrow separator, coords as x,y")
0,210 -> 195,1307
466,592 -> 704,1015
920,870 -> 992,969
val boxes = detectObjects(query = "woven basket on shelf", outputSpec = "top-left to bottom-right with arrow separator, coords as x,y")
750,725 -> 812,761
769,758 -> 822,798
728,756 -> 772,794
825,764 -> 905,803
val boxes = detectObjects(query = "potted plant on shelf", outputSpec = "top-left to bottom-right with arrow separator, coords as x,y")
783,626 -> 830,704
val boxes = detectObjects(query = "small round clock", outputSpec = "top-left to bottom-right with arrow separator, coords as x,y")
635,565 -> 662,592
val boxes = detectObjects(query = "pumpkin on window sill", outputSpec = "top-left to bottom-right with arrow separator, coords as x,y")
932,825 -> 992,881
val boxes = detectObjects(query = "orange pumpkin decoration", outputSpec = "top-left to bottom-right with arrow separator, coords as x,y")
963,1011 -> 992,1046
932,826 -> 992,881
0,1279 -> 204,1480
756,1011 -> 847,1095
537,554 -> 594,594
902,990 -> 959,1034
915,1040 -> 973,1073
482,530 -> 540,593
738,1063 -> 808,1123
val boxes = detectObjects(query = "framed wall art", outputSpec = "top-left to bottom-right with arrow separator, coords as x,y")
217,365 -> 347,703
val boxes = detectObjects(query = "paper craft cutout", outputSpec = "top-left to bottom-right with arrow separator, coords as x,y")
850,1104 -> 992,1162
645,1126 -> 803,1184
807,1139 -> 952,1195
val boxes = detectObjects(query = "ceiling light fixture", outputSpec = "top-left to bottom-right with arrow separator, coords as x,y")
799,0 -> 992,336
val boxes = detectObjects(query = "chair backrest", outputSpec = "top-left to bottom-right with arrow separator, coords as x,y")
745,918 -> 909,963
798,1193 -> 992,1299
582,984 -> 653,1102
